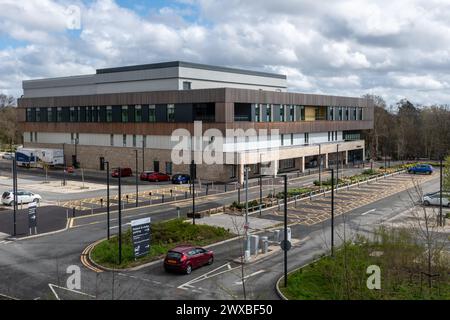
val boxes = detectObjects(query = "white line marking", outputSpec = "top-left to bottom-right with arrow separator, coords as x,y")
361,209 -> 376,216
109,222 -> 131,230
177,262 -> 240,289
48,283 -> 96,300
234,270 -> 265,285
0,293 -> 19,300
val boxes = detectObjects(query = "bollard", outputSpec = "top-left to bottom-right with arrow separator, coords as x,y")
126,195 -> 129,204
170,189 -> 173,199
100,198 -> 103,208
162,194 -> 165,203
273,230 -> 280,242
250,235 -> 259,256
185,191 -> 188,199
91,204 -> 94,215
295,195 -> 298,207
206,184 -> 209,196
176,206 -> 180,218
310,191 -> 312,201
72,207 -> 76,218
224,184 -> 227,192
260,236 -> 269,254
238,188 -> 241,203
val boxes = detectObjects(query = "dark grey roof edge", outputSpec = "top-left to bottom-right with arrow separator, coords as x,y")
96,61 -> 287,79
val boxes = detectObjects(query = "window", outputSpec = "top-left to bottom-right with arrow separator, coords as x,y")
70,107 -> 75,122
36,108 -> 41,122
279,105 -> 284,122
289,105 -> 294,121
304,132 -> 309,144
266,105 -> 272,122
165,162 -> 173,175
106,106 -> 112,122
167,104 -> 175,122
110,134 -> 114,146
338,107 -> 342,121
135,105 -> 142,122
335,131 -> 338,141
183,81 -> 191,90
229,165 -> 237,179
281,134 -> 284,146
26,108 -> 32,121
121,106 -> 128,122
34,132 -> 37,142
47,108 -> 52,121
142,135 -> 147,148
290,133 -> 294,145
279,159 -> 295,170
57,107 -> 62,122
122,134 -> 127,147
30,132 -> 33,142
148,105 -> 156,122
255,104 -> 260,122
132,135 -> 136,147
359,107 -> 363,120
328,131 -> 331,142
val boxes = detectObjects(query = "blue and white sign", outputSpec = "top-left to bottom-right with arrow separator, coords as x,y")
28,202 -> 37,229
131,217 -> 151,258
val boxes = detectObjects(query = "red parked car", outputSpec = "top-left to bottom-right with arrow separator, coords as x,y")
146,172 -> 170,182
111,167 -> 132,177
164,245 -> 214,274
140,171 -> 154,181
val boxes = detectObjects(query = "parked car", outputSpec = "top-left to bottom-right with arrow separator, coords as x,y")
407,164 -> 433,174
1,152 -> 14,160
164,245 -> 214,274
146,172 -> 170,182
1,190 -> 42,206
171,174 -> 190,184
422,192 -> 450,207
140,171 -> 154,181
111,167 -> 133,177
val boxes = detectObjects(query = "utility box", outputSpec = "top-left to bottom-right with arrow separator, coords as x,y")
279,227 -> 292,242
250,235 -> 259,255
272,230 -> 280,242
260,236 -> 269,254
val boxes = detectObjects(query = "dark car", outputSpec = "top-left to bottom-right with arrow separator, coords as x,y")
407,164 -> 433,175
164,245 -> 214,274
111,167 -> 133,177
171,174 -> 190,184
146,172 -> 170,182
140,171 -> 154,181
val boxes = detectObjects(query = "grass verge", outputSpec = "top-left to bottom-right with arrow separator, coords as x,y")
90,218 -> 233,269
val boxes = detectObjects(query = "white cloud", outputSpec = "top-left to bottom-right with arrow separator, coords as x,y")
0,0 -> 450,106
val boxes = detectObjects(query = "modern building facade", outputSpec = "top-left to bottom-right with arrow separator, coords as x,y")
18,61 -> 373,183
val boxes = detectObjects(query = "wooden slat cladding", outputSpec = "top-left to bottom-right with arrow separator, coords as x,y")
17,88 -> 228,108
20,120 -> 373,135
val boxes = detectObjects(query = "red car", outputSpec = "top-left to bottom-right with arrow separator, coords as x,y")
140,171 -> 154,181
164,245 -> 214,274
111,167 -> 132,177
146,172 -> 170,182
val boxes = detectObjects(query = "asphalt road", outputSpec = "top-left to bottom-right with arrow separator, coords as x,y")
0,171 -> 442,300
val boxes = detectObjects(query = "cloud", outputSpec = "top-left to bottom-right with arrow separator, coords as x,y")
0,0 -> 450,107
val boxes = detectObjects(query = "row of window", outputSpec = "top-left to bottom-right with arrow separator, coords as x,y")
253,104 -> 364,122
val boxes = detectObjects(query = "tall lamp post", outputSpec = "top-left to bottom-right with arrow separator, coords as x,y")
62,143 -> 66,186
244,166 -> 250,256
12,156 -> 17,237
105,161 -> 110,240
439,156 -> 443,226
331,168 -> 335,257
318,144 -> 322,190
135,149 -> 139,207
118,167 -> 122,265
336,144 -> 339,192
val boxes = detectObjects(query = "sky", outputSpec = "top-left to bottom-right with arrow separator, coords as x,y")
1,0 -> 450,107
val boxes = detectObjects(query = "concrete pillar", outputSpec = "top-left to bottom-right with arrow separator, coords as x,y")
301,156 -> 305,172
362,147 -> 366,162
271,160 -> 278,177
237,163 -> 244,185
324,153 -> 329,169
345,150 -> 348,165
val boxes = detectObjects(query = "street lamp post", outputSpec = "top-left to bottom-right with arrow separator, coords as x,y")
283,174 -> 288,287
318,144 -> 322,190
105,161 -> 110,240
135,149 -> 139,207
142,139 -> 145,172
336,144 -> 339,192
62,143 -> 66,186
439,157 -> 443,226
12,157 -> 17,237
118,167 -> 122,265
191,160 -> 196,225
331,168 -> 335,257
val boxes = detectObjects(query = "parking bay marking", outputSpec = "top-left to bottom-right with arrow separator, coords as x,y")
361,208 -> 376,216
233,269 -> 266,285
177,262 -> 240,290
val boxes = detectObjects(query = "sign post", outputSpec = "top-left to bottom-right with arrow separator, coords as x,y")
28,202 -> 37,235
131,217 -> 151,259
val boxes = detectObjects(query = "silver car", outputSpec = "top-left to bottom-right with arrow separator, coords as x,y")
1,152 -> 14,160
1,190 -> 42,206
422,192 -> 450,207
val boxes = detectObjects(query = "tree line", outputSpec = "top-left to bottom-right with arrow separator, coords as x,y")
0,93 -> 20,150
363,94 -> 450,161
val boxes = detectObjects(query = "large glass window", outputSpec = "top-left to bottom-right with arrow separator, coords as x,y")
86,107 -> 92,122
266,105 -> 272,122
167,104 -> 175,122
279,105 -> 285,122
121,106 -> 128,122
133,135 -> 137,147
135,105 -> 142,122
304,132 -> 309,144
36,108 -> 41,122
70,107 -> 75,122
255,104 -> 260,122
110,134 -> 114,146
289,105 -> 294,121
106,106 -> 112,122
47,108 -> 52,121
149,105 -> 156,122
57,107 -> 62,122
122,134 -> 127,147
359,107 -> 363,120
26,108 -> 32,121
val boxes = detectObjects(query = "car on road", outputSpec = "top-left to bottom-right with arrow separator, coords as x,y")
171,173 -> 190,184
145,172 -> 171,182
422,192 -> 450,207
111,167 -> 133,177
407,164 -> 433,174
1,152 -> 14,160
164,245 -> 214,274
1,190 -> 42,206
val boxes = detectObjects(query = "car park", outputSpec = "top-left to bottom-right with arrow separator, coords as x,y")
1,190 -> 42,206
407,164 -> 433,174
146,172 -> 170,182
164,245 -> 214,274
422,192 -> 450,207
171,174 -> 190,184
111,167 -> 133,177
